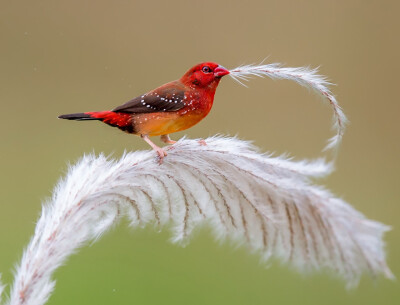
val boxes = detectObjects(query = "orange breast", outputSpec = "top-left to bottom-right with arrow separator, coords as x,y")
131,109 -> 207,136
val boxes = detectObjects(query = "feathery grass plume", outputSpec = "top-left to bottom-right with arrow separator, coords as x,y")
0,276 -> 5,304
1,137 -> 392,305
229,63 -> 347,153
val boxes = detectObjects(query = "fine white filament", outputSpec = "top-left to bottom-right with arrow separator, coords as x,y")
229,63 -> 347,153
0,137 -> 392,305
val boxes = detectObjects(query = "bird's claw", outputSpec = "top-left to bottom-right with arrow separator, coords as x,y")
160,135 -> 176,145
198,139 -> 207,146
156,148 -> 168,165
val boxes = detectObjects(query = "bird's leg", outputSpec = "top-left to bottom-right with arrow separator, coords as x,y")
160,134 -> 177,145
141,134 -> 167,163
161,134 -> 177,151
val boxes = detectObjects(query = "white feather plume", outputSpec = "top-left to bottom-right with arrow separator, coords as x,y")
1,137 -> 392,305
229,63 -> 348,153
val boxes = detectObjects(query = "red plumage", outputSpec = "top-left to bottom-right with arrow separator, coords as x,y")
86,111 -> 132,129
59,62 -> 230,162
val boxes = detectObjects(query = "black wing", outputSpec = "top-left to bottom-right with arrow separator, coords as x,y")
113,82 -> 186,114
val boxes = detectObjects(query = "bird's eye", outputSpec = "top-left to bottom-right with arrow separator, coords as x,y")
202,66 -> 212,73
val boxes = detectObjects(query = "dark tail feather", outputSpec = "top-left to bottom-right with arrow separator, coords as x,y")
58,111 -> 134,133
58,113 -> 100,121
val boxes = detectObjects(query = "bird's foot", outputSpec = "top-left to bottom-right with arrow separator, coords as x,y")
165,140 -> 177,145
141,134 -> 169,165
160,134 -> 177,153
160,134 -> 177,145
155,147 -> 168,164
198,139 -> 207,146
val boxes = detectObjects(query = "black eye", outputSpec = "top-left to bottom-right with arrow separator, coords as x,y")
202,66 -> 212,73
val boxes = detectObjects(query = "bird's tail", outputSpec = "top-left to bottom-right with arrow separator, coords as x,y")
58,111 -> 134,133
58,112 -> 103,121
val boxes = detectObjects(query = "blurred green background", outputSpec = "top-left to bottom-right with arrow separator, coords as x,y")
1,0 -> 399,304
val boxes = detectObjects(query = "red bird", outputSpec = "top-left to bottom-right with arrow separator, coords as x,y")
59,62 -> 230,162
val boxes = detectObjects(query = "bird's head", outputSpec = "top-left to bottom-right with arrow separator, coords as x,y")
180,62 -> 230,89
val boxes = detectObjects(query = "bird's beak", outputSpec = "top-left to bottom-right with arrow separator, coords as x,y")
214,66 -> 230,77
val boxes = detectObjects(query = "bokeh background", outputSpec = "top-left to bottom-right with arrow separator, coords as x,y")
1,1 -> 399,304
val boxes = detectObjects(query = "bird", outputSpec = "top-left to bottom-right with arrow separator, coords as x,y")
58,62 -> 230,162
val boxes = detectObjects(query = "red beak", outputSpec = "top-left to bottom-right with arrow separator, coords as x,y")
214,65 -> 230,77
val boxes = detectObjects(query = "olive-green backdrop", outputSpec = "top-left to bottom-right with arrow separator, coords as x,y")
1,1 -> 398,304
